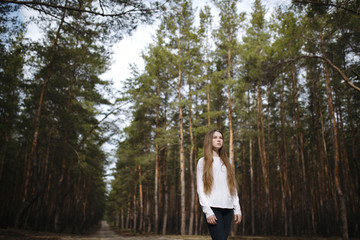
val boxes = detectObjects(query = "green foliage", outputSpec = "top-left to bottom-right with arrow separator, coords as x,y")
108,0 -> 360,237
241,0 -> 270,85
0,0 -> 116,232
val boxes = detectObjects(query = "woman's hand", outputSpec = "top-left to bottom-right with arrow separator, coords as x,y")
234,214 -> 242,224
207,214 -> 217,225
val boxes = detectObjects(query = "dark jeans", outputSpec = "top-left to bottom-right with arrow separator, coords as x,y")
206,207 -> 234,240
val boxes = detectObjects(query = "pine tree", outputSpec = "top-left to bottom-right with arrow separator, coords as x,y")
241,0 -> 271,234
212,0 -> 245,164
163,0 -> 196,234
0,2 -> 111,230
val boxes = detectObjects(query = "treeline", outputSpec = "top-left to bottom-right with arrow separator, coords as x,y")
107,0 -> 360,239
0,0 -> 161,233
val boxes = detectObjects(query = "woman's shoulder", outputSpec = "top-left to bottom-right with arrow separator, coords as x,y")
197,157 -> 205,166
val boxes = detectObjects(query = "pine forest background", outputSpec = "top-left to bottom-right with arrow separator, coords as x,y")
0,0 -> 359,239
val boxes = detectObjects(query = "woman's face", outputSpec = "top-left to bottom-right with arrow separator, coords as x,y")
212,131 -> 223,151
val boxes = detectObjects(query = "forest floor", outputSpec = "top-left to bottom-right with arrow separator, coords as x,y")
0,221 -> 352,240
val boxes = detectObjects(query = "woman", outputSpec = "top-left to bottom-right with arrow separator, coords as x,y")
197,130 -> 242,240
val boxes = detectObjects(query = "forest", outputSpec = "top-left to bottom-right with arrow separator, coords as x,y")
0,0 -> 359,240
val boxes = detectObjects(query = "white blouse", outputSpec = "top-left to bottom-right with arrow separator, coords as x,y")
196,156 -> 242,218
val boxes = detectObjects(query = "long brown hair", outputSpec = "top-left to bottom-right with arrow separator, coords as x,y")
202,130 -> 238,195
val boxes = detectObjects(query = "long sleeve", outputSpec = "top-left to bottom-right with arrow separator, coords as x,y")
233,189 -> 242,216
229,159 -> 242,216
196,157 -> 215,218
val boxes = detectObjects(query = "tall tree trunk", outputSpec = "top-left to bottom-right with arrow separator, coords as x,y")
319,105 -> 339,234
138,164 -> 144,232
188,83 -> 195,235
81,175 -> 91,232
126,197 -> 130,228
133,190 -> 137,231
347,96 -> 359,198
247,90 -> 255,235
15,2 -> 67,228
154,87 -> 160,233
227,37 -> 234,164
311,72 -> 328,228
154,147 -> 160,234
194,133 -> 199,235
0,133 -> 8,181
161,94 -> 169,235
239,141 -> 245,234
162,146 -> 169,235
279,79 -> 289,236
206,57 -> 211,127
320,32 -> 348,240
256,82 -> 270,234
335,91 -> 357,210
42,112 -> 54,186
38,113 -> 55,230
145,185 -> 151,232
73,171 -> 82,231
54,79 -> 74,233
320,106 -> 334,201
291,68 -> 311,236
193,95 -> 200,235
121,208 -> 124,229
177,36 -> 186,235
177,44 -> 186,234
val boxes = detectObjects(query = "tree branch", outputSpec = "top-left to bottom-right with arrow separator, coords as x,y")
76,101 -> 130,152
293,0 -> 360,15
292,55 -> 360,92
1,0 -> 165,17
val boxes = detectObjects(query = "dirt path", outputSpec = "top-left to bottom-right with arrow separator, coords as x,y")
60,221 -> 210,240
0,221 -> 211,240
60,220 -> 128,239
87,221 -> 119,238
